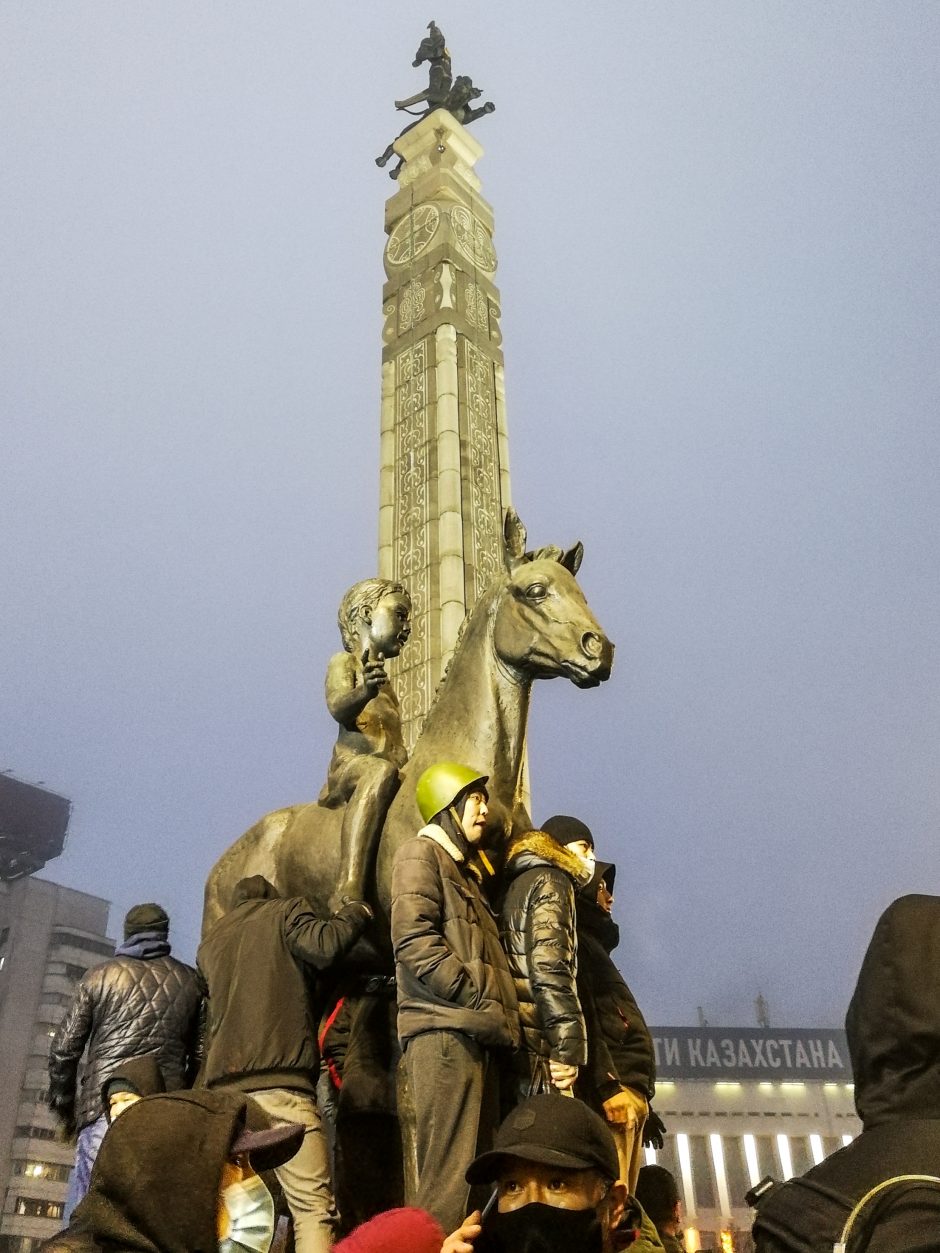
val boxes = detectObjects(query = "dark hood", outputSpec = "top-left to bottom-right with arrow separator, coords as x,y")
576,861 -> 620,953
100,1056 -> 166,1117
846,894 -> 940,1126
70,1089 -> 251,1252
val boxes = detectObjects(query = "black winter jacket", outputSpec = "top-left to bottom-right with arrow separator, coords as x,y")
391,825 -> 520,1050
47,935 -> 201,1131
497,830 -> 590,1073
753,894 -> 940,1252
576,862 -> 655,1106
197,878 -> 372,1094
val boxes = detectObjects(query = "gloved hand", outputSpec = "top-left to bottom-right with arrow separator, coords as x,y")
49,1094 -> 76,1141
643,1106 -> 666,1149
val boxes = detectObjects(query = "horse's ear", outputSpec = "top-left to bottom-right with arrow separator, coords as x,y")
561,541 -> 584,575
504,507 -> 527,565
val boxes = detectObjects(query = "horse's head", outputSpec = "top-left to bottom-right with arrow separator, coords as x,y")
491,509 -> 614,689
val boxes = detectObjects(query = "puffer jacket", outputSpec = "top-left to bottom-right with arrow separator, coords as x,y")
498,830 -> 590,1072
48,933 -> 201,1131
753,894 -> 940,1252
391,825 -> 520,1049
197,877 -> 372,1094
577,862 -> 655,1106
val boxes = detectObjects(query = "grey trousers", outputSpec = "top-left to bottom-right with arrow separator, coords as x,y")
404,1030 -> 499,1234
248,1087 -> 337,1253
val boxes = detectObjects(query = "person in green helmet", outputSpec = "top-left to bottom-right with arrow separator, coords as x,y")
391,762 -> 521,1235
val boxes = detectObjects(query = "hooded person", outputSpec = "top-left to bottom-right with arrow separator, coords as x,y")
48,903 -> 202,1221
752,893 -> 940,1252
391,762 -> 520,1235
40,1088 -> 304,1253
497,821 -> 593,1101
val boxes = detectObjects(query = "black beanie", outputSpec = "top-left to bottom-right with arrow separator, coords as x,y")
635,1164 -> 681,1224
123,903 -> 169,941
541,814 -> 595,850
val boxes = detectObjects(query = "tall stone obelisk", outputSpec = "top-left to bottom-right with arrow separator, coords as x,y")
378,109 -> 511,750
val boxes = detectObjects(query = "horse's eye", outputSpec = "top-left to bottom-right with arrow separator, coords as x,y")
524,583 -> 547,601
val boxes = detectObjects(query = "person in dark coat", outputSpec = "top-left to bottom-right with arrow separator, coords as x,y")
40,1088 -> 304,1253
391,762 -> 520,1235
752,893 -> 940,1252
197,874 -> 372,1253
497,822 -> 592,1101
47,903 -> 202,1220
546,813 -> 656,1193
635,1165 -> 684,1253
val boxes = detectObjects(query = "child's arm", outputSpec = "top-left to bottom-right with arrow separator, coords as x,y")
325,650 -> 388,728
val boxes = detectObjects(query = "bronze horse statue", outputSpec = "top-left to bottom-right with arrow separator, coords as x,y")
202,510 -> 613,943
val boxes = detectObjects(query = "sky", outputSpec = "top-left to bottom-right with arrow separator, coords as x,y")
2,3 -> 938,1028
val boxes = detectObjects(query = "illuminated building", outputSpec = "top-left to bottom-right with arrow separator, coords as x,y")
0,877 -> 114,1252
644,1026 -> 861,1251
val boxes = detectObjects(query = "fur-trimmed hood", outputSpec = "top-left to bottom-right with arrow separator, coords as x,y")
503,829 -> 593,888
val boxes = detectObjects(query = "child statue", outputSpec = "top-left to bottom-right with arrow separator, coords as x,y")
320,578 -> 412,911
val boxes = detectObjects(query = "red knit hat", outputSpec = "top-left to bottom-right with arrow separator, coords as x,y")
333,1208 -> 445,1253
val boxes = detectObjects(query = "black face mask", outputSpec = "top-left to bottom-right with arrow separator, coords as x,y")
474,1201 -> 605,1253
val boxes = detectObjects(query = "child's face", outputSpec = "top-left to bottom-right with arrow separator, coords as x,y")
365,591 -> 411,658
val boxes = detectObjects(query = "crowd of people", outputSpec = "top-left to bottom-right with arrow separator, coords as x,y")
43,592 -> 940,1253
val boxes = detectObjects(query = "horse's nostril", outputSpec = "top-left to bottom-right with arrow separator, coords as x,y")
581,631 -> 603,660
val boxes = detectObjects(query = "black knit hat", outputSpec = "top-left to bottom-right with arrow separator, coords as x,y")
123,903 -> 169,940
466,1094 -> 619,1184
541,815 -> 595,850
635,1164 -> 680,1224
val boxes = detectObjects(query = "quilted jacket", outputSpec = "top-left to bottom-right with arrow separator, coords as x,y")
497,829 -> 591,1075
48,934 -> 201,1131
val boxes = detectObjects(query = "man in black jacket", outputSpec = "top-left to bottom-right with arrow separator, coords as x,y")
197,875 -> 372,1253
498,822 -> 592,1102
47,903 -> 201,1220
752,894 -> 940,1252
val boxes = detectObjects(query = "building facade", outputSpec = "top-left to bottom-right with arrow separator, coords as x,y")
0,877 -> 113,1253
643,1026 -> 861,1251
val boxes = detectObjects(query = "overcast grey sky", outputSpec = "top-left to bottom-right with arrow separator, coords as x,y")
2,3 -> 938,1027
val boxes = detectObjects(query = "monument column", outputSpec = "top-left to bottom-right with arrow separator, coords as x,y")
378,109 -> 511,750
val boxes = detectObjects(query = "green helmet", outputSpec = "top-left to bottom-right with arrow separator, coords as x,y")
415,762 -> 489,824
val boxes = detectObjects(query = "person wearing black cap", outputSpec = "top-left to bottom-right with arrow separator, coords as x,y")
542,814 -> 657,1194
442,1093 -> 665,1253
48,903 -> 202,1221
40,1088 -> 304,1253
391,763 -> 520,1235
